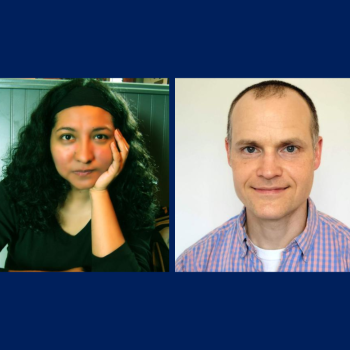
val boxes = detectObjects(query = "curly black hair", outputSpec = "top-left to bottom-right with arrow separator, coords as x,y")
1,78 -> 158,236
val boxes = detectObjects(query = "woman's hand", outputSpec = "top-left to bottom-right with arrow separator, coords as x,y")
92,129 -> 129,192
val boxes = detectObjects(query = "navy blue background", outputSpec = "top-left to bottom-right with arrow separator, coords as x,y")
1,1 -> 350,348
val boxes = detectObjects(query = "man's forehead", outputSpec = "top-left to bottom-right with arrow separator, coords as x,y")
231,88 -> 313,140
232,88 -> 310,118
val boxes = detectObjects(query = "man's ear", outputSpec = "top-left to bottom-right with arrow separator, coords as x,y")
314,136 -> 323,170
225,138 -> 232,167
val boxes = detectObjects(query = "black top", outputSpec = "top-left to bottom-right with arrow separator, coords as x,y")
0,183 -> 152,272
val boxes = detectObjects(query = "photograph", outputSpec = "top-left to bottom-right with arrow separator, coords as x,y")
175,78 -> 350,272
0,78 -> 169,272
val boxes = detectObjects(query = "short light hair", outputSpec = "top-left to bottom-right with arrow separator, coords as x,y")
227,80 -> 319,149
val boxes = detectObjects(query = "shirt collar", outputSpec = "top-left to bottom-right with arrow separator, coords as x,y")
237,207 -> 249,258
237,198 -> 319,261
293,198 -> 319,261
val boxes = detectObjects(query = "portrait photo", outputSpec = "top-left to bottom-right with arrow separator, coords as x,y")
175,78 -> 350,272
0,78 -> 169,272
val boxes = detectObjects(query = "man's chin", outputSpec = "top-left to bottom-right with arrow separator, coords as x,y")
247,202 -> 290,221
252,211 -> 287,221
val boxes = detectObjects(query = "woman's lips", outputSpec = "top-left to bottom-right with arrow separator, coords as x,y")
73,170 -> 95,177
252,187 -> 289,195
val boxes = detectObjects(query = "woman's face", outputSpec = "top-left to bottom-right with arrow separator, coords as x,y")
50,105 -> 115,191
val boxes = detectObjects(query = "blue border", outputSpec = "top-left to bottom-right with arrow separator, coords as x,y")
169,78 -> 175,273
2,10 -> 350,347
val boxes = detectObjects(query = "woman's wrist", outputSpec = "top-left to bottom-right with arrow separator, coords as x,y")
89,187 -> 111,204
89,187 -> 109,194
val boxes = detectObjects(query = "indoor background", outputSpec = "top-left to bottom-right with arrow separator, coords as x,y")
0,78 -> 169,268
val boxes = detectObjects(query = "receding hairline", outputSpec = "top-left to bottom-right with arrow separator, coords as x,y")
226,81 -> 319,148
231,85 -> 305,116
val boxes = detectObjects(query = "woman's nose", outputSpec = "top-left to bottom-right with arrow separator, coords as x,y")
74,140 -> 94,163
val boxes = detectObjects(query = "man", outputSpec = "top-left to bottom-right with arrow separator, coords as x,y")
175,80 -> 350,272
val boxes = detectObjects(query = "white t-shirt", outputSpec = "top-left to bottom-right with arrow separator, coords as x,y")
251,243 -> 285,272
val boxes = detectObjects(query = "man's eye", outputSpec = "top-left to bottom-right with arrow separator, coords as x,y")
243,147 -> 257,154
284,146 -> 297,153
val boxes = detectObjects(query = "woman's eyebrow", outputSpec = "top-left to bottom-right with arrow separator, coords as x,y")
92,127 -> 114,132
56,126 -> 113,133
56,127 -> 76,133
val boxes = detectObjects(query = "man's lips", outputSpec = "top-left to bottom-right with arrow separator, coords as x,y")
252,186 -> 289,194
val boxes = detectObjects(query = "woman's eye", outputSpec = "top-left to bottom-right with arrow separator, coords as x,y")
243,147 -> 257,154
94,134 -> 108,140
61,135 -> 74,141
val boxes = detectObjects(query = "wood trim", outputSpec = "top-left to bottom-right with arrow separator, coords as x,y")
0,79 -> 169,95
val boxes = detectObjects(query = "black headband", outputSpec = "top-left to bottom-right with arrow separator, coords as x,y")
52,86 -> 114,117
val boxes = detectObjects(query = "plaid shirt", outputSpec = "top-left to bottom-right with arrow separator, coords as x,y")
175,198 -> 350,272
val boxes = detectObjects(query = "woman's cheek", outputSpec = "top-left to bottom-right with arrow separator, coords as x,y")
96,146 -> 113,170
52,146 -> 74,174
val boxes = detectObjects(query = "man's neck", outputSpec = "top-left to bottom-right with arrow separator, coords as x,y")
245,201 -> 308,250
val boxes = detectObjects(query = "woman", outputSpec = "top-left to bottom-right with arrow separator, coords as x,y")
0,78 -> 158,272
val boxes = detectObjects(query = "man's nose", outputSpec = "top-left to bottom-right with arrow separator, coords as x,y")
74,139 -> 94,163
256,152 -> 283,179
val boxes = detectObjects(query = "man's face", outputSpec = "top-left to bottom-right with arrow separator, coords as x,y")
225,89 -> 323,221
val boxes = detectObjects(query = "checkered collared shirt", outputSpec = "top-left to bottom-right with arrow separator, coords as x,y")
175,198 -> 350,272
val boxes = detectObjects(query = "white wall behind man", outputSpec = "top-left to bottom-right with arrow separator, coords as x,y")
175,78 -> 350,260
